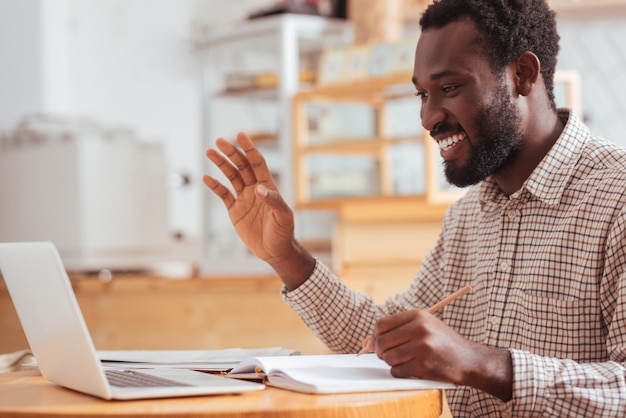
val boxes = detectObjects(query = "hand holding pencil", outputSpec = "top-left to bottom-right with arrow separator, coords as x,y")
357,283 -> 511,396
357,285 -> 472,355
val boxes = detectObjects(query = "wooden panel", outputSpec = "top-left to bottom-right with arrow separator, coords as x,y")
331,202 -> 444,304
334,220 -> 442,266
0,276 -> 330,355
338,197 -> 448,222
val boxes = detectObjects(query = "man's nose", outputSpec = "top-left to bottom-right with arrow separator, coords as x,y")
420,99 -> 446,132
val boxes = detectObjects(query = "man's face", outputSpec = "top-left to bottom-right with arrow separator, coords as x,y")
413,19 -> 524,187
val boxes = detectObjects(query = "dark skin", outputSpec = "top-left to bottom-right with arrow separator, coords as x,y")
204,18 -> 565,403
414,19 -> 563,196
203,135 -> 316,290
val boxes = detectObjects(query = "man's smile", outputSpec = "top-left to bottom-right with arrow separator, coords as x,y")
437,132 -> 467,152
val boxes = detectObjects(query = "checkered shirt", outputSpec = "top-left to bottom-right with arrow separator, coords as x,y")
282,110 -> 626,417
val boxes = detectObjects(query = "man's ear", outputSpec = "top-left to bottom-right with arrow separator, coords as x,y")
515,51 -> 540,96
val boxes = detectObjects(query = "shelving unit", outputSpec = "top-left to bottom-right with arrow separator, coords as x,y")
292,73 -> 465,210
193,14 -> 352,275
291,70 -> 462,281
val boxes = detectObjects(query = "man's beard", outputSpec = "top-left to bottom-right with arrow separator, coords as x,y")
443,83 -> 523,188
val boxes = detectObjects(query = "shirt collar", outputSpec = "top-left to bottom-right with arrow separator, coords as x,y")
478,109 -> 590,207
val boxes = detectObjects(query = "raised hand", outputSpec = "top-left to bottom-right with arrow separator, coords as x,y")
203,132 -> 315,289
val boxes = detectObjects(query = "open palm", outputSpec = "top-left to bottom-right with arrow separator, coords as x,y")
203,132 -> 295,265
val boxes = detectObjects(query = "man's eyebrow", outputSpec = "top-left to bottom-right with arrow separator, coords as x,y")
412,70 -> 461,86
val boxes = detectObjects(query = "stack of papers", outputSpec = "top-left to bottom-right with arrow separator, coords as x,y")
97,347 -> 299,372
0,349 -> 34,373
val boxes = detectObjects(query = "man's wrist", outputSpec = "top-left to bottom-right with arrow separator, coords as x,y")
466,345 -> 513,401
272,241 -> 316,291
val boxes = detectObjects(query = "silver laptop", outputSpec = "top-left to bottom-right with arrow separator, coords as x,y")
0,241 -> 265,400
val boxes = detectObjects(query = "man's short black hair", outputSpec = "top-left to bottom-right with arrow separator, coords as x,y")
420,0 -> 560,109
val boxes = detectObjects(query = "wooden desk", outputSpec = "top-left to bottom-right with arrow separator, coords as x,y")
0,370 -> 442,418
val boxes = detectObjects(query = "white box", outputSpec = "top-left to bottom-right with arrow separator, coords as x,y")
0,134 -> 170,271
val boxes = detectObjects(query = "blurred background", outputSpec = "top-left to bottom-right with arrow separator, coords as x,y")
0,0 -> 625,277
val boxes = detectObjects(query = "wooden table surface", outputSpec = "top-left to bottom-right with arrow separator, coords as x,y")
0,370 -> 443,418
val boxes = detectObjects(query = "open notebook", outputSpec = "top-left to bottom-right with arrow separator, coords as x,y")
228,353 -> 455,394
0,241 -> 264,400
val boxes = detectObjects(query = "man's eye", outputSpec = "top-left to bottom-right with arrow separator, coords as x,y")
442,85 -> 458,94
415,91 -> 428,100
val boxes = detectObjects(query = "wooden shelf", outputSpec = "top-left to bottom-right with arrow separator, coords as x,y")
303,134 -> 423,152
302,72 -> 415,97
338,196 -> 450,222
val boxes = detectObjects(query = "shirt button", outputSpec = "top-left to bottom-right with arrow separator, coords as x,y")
490,316 -> 500,326
500,261 -> 510,272
507,210 -> 519,219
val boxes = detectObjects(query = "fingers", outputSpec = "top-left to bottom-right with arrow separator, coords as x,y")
202,174 -> 235,209
205,133 -> 276,195
205,143 -> 246,195
374,310 -> 434,366
375,310 -> 418,342
356,335 -> 375,355
373,310 -> 464,383
235,132 -> 276,186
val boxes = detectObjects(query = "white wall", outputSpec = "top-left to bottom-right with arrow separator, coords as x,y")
558,16 -> 626,145
0,0 -> 270,241
0,0 -> 45,126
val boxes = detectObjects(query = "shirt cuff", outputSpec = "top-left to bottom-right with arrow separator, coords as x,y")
280,258 -> 331,304
509,348 -> 554,416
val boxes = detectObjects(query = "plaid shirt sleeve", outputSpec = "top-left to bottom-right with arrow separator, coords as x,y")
281,260 -> 413,353
511,350 -> 626,417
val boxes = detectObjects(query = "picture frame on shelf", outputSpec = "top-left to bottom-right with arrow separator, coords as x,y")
390,38 -> 416,74
342,45 -> 371,81
317,48 -> 347,85
368,43 -> 394,77
317,38 -> 418,86
307,153 -> 380,199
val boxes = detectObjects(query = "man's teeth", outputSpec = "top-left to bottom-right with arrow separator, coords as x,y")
438,133 -> 466,151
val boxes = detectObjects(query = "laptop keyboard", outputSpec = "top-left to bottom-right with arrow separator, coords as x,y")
105,369 -> 192,388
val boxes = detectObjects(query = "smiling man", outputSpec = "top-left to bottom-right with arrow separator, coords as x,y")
203,0 -> 626,416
